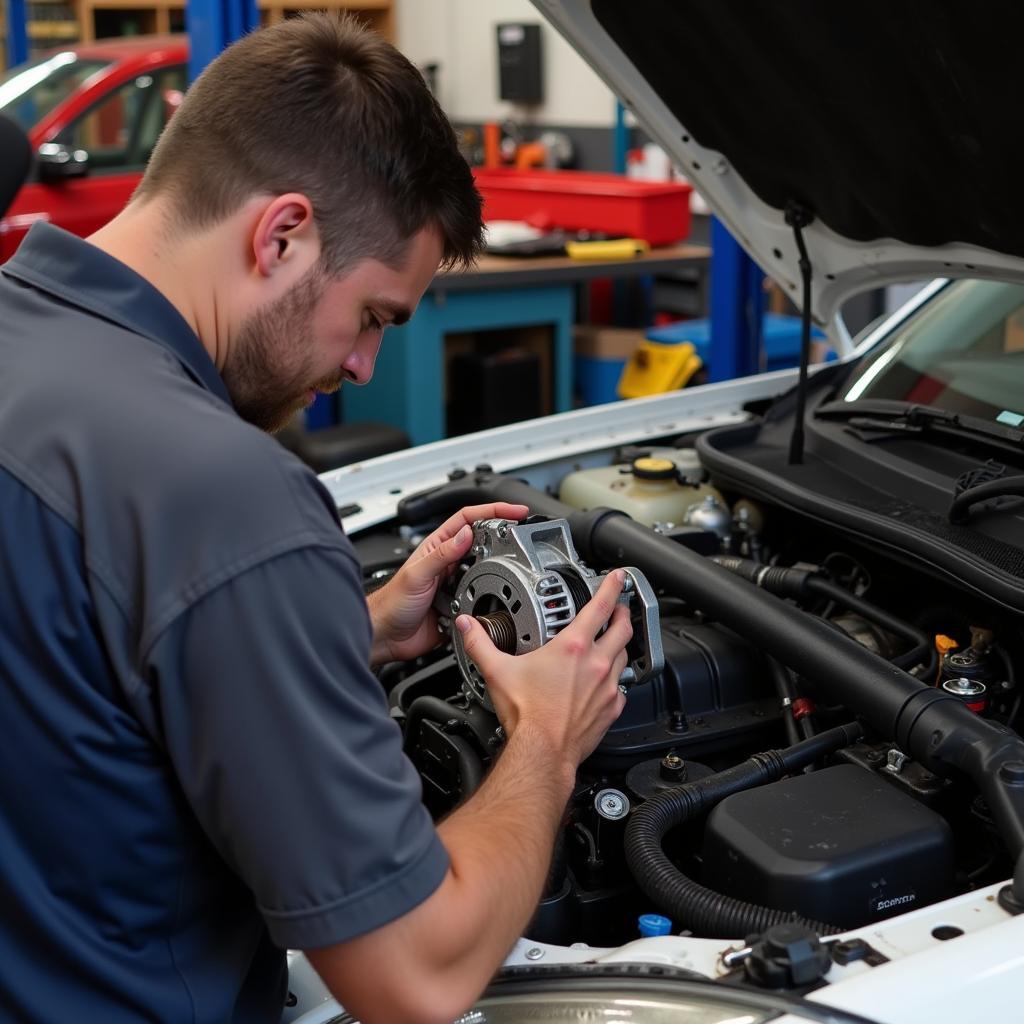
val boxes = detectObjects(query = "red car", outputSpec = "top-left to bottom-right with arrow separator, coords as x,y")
0,35 -> 188,261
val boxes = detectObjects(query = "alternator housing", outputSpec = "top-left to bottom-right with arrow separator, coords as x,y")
444,518 -> 662,709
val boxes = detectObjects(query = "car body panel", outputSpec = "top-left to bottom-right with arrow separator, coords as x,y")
280,882 -> 1024,1023
0,37 -> 187,260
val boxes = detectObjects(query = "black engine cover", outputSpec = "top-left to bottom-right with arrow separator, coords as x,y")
701,764 -> 955,929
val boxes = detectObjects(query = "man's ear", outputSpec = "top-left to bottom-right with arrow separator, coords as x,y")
250,193 -> 319,281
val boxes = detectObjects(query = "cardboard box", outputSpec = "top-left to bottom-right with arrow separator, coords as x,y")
573,326 -> 645,405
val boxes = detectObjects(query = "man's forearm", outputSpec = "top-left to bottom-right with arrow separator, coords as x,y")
432,720 -> 576,972
363,586 -> 392,666
307,722 -> 576,1024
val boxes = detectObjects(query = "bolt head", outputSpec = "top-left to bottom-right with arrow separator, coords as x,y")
525,947 -> 545,961
595,787 -> 630,820
450,599 -> 460,614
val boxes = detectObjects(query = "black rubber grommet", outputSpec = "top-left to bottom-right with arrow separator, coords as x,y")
997,883 -> 1024,916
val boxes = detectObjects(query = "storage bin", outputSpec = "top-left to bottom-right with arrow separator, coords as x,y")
474,168 -> 692,246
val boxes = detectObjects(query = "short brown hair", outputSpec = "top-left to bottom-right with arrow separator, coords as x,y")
137,13 -> 483,272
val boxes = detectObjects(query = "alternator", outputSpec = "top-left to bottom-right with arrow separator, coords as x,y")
440,518 -> 663,709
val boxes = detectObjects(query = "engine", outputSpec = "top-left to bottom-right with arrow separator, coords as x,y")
353,444 -> 1024,951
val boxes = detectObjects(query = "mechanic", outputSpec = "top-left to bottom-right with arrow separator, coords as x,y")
0,14 -> 631,1024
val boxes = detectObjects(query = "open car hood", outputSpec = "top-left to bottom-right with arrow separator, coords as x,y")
532,0 -> 1024,328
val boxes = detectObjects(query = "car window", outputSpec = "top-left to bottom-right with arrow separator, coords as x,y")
0,53 -> 110,131
843,279 -> 1024,426
55,65 -> 187,174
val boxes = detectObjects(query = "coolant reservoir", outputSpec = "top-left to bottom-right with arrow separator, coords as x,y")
558,450 -> 726,528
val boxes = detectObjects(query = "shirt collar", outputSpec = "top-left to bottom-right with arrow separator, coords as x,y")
2,222 -> 233,406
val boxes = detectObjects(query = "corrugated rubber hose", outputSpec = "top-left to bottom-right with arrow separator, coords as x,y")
624,723 -> 862,938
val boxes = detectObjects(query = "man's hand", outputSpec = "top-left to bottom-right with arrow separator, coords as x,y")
365,502 -> 529,665
456,569 -> 632,770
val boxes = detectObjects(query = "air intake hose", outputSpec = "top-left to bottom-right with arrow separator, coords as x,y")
625,723 -> 862,938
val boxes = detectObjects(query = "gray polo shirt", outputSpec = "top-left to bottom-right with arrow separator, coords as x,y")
0,223 -> 447,1024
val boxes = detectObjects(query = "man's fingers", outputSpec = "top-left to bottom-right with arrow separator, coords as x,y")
575,570 -> 626,635
432,503 -> 530,545
456,614 -> 503,677
596,604 -> 633,655
404,524 -> 473,590
611,647 -> 630,681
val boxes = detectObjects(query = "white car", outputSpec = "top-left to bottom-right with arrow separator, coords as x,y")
284,1 -> 1024,1019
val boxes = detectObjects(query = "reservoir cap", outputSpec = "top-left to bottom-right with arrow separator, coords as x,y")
632,456 -> 677,481
638,913 -> 673,937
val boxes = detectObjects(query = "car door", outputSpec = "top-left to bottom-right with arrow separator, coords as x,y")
1,64 -> 186,257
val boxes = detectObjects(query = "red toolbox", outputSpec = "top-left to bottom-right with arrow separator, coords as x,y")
473,168 -> 692,246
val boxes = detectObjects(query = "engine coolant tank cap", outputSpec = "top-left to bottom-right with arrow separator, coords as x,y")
632,456 -> 677,481
638,913 -> 673,937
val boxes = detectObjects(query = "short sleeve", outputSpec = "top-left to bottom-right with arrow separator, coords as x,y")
143,544 -> 449,949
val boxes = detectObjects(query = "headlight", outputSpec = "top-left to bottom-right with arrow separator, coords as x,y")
452,970 -> 813,1024
456,988 -> 769,1023
296,967 -> 883,1024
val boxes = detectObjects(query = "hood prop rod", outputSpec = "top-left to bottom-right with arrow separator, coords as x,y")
785,203 -> 814,465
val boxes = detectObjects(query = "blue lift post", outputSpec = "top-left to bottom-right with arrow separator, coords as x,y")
185,0 -> 258,92
6,0 -> 29,69
709,216 -> 765,383
611,101 -> 654,324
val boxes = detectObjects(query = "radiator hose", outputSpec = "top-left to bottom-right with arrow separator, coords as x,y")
625,722 -> 862,938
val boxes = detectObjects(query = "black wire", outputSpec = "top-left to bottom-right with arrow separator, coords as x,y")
768,657 -> 801,747
785,203 -> 814,465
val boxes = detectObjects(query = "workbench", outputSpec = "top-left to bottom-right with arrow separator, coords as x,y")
342,243 -> 711,446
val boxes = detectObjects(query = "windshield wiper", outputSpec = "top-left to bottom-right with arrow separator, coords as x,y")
815,398 -> 1024,450
817,399 -> 1024,522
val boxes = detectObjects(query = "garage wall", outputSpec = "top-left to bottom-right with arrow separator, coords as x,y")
394,0 -> 617,127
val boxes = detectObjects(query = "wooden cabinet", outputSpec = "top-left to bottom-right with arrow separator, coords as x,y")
22,0 -> 393,47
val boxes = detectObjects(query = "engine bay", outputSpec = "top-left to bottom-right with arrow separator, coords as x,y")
349,433 -> 1024,956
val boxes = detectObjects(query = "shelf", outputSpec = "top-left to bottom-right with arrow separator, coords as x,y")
27,20 -> 80,38
75,0 -> 392,41
259,2 -> 392,37
2,0 -> 391,69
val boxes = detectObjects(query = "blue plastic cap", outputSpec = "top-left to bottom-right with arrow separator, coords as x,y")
638,913 -> 673,937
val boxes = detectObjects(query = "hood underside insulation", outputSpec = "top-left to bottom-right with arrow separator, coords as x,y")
593,0 -> 1024,258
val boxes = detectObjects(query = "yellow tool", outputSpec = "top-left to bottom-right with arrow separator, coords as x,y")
566,238 -> 650,261
617,340 -> 702,399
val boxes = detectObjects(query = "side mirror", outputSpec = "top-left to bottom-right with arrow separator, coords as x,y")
36,143 -> 89,183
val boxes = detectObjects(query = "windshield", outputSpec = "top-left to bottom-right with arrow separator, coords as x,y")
842,279 -> 1024,429
0,53 -> 110,131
